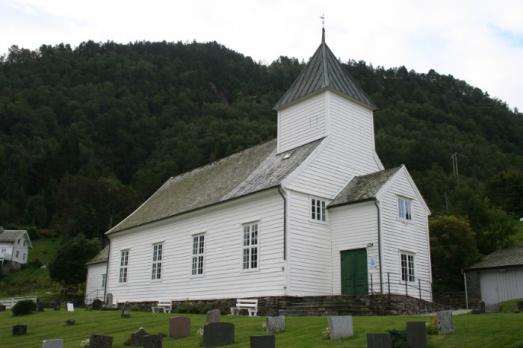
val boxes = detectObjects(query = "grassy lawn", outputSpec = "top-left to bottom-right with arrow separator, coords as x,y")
1,310 -> 523,347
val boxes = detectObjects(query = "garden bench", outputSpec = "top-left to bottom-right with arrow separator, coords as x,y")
151,301 -> 172,313
230,298 -> 258,316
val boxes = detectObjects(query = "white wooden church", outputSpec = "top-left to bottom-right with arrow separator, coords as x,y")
86,32 -> 433,306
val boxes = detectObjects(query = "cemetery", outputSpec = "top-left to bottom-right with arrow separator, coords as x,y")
0,305 -> 522,347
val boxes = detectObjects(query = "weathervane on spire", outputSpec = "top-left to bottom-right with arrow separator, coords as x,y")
320,14 -> 325,43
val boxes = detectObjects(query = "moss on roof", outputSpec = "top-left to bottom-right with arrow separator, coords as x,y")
466,247 -> 523,271
329,167 -> 402,208
86,246 -> 109,265
107,138 -> 323,234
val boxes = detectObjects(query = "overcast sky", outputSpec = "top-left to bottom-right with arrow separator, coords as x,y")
1,0 -> 522,110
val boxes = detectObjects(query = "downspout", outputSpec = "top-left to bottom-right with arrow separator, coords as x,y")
278,186 -> 288,297
374,198 -> 384,293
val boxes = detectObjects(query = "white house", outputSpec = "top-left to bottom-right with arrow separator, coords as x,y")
85,246 -> 109,305
0,228 -> 32,270
91,33 -> 432,307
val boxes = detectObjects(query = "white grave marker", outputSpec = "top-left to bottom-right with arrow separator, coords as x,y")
66,303 -> 74,312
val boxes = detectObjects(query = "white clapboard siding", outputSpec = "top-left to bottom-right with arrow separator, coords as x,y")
106,189 -> 285,303
286,92 -> 383,198
277,93 -> 327,153
377,168 -> 432,301
286,190 -> 332,296
85,262 -> 107,304
330,201 -> 380,294
480,268 -> 523,305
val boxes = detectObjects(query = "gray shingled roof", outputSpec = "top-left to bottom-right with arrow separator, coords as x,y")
329,167 -> 402,208
107,138 -> 323,234
0,230 -> 30,247
273,37 -> 376,111
86,246 -> 109,266
466,247 -> 523,271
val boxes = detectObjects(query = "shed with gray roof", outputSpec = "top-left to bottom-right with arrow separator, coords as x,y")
465,247 -> 523,307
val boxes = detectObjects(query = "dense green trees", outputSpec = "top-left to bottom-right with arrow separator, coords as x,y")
0,40 -> 522,290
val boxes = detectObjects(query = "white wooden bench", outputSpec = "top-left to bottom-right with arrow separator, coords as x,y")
230,298 -> 258,316
151,301 -> 172,313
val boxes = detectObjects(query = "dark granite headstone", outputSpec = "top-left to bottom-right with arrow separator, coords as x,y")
250,335 -> 275,348
66,319 -> 76,326
143,335 -> 163,348
207,309 -> 221,323
367,333 -> 392,348
36,299 -> 45,312
203,322 -> 235,347
125,328 -> 149,346
0,304 -> 6,312
90,335 -> 113,348
12,325 -> 27,336
53,301 -> 61,311
92,299 -> 103,310
406,322 -> 427,348
169,316 -> 191,338
518,301 -> 523,312
121,302 -> 130,318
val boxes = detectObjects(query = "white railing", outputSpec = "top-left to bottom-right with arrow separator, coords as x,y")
0,296 -> 37,309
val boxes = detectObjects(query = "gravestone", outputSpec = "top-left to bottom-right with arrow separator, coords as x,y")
53,301 -> 61,311
66,303 -> 74,312
143,334 -> 163,348
436,310 -> 453,334
121,302 -> 130,318
12,324 -> 27,336
169,316 -> 191,338
105,293 -> 113,306
250,335 -> 275,348
66,319 -> 76,326
328,316 -> 353,340
0,304 -> 6,312
266,316 -> 285,334
406,322 -> 427,348
203,322 -> 235,347
92,299 -> 103,310
518,301 -> 523,312
42,339 -> 64,348
37,300 -> 45,312
125,327 -> 149,346
207,309 -> 221,323
90,335 -> 113,348
367,333 -> 392,348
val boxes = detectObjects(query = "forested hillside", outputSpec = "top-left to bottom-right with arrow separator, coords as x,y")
1,41 -> 522,290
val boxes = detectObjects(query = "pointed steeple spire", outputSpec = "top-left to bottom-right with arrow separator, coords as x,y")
273,32 -> 376,111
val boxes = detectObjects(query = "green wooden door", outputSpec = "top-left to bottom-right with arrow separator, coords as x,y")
341,248 -> 368,296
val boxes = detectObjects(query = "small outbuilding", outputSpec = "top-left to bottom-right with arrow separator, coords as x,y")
85,246 -> 109,305
0,227 -> 32,271
465,247 -> 523,308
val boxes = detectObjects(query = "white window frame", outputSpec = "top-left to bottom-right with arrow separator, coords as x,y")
310,197 -> 327,222
119,249 -> 129,283
101,273 -> 107,288
242,222 -> 259,271
398,197 -> 412,221
400,251 -> 415,283
151,242 -> 163,280
192,234 -> 205,276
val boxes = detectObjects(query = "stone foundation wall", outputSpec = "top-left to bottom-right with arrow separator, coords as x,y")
123,294 -> 445,315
